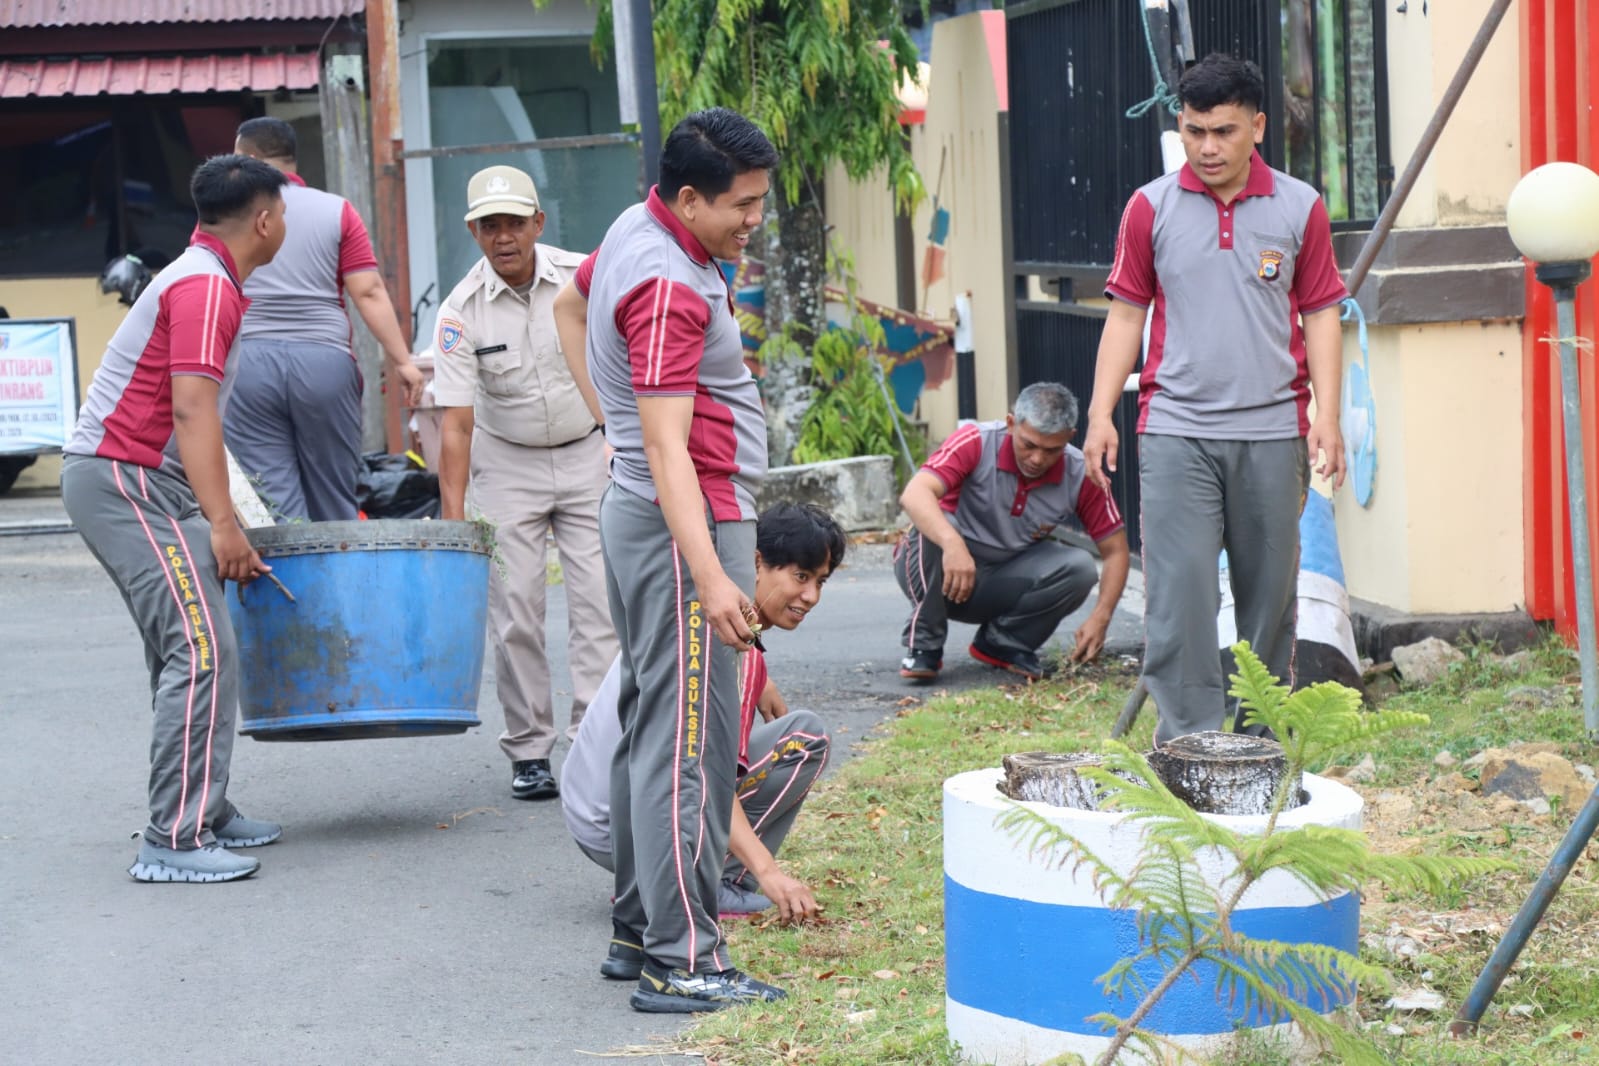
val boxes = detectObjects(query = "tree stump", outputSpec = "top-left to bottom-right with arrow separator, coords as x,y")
998,752 -> 1109,810
1147,731 -> 1301,816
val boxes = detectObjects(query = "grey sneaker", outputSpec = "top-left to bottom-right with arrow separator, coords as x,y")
129,841 -> 260,883
212,812 -> 282,848
717,876 -> 772,918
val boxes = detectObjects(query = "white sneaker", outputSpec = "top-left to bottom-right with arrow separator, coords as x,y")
128,841 -> 260,883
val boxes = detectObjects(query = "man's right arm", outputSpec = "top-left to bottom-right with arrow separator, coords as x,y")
899,470 -> 977,603
554,281 -> 603,426
1084,191 -> 1157,492
439,406 -> 474,520
1082,300 -> 1146,492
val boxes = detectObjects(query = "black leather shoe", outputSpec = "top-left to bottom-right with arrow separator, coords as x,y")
511,759 -> 558,800
601,919 -> 646,980
969,634 -> 1049,681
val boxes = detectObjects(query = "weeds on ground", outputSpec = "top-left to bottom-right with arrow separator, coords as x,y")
674,635 -> 1599,1065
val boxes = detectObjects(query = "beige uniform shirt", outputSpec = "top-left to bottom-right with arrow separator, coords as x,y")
432,244 -> 595,448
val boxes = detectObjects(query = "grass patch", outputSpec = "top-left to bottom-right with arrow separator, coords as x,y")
671,636 -> 1599,1064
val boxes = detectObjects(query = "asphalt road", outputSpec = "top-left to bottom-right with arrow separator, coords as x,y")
0,515 -> 1142,1065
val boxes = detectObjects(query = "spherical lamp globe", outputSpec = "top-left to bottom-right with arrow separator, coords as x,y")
1507,162 -> 1599,264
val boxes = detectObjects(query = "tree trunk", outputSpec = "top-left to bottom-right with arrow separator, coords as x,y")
1147,731 -> 1301,816
999,752 -> 1111,810
759,174 -> 827,465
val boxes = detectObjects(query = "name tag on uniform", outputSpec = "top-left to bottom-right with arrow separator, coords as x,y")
473,344 -> 508,356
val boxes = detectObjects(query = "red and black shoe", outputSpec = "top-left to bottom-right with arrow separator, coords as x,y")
899,649 -> 943,680
969,634 -> 1049,681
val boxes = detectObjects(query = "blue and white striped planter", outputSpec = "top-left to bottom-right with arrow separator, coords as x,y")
944,768 -> 1364,1065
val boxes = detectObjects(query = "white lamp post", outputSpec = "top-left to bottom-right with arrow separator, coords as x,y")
1456,161 -> 1599,1037
1506,161 -> 1599,739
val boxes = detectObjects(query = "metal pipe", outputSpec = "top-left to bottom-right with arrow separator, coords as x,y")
1344,0 -> 1513,300
1451,781 -> 1599,1034
1451,269 -> 1599,1034
397,133 -> 640,161
1550,283 -> 1599,738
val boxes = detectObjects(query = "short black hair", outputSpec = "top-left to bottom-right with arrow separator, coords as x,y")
757,502 -> 847,576
190,154 -> 287,225
236,116 -> 297,162
1178,53 -> 1266,114
658,107 -> 779,202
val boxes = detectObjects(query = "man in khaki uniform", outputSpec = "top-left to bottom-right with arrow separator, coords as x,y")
435,165 -> 617,801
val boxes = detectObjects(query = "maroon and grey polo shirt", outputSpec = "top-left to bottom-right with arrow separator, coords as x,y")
1105,151 -> 1348,440
66,231 -> 247,479
577,187 -> 766,521
239,172 -> 379,352
923,420 -> 1124,552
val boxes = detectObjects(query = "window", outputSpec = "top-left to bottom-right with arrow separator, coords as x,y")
0,103 -> 241,278
1280,0 -> 1388,223
426,36 -> 640,288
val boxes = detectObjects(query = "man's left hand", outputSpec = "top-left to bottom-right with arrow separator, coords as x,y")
1307,414 -> 1346,490
1070,613 -> 1111,663
756,868 -> 820,924
393,360 -> 426,407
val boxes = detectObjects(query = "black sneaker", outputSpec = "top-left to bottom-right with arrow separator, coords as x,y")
969,634 -> 1049,681
629,959 -> 788,1013
899,648 -> 943,680
600,919 -> 645,981
511,759 -> 558,800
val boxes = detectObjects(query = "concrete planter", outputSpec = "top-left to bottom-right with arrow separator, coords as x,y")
944,768 -> 1364,1065
756,455 -> 898,532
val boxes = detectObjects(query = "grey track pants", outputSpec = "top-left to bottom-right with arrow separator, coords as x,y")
222,337 -> 361,522
894,529 -> 1099,656
1138,434 -> 1308,744
578,707 -> 830,883
724,708 -> 830,888
61,455 -> 240,849
601,485 -> 753,974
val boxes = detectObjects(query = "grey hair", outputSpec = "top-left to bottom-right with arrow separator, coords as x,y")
1012,382 -> 1080,434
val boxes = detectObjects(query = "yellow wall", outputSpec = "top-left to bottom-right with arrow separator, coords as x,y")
827,11 -> 1009,445
1387,0 -> 1522,228
1331,0 -> 1526,615
1335,322 -> 1524,614
0,276 -> 129,490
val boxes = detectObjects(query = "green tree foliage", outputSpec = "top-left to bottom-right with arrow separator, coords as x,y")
997,642 -> 1512,1066
648,0 -> 923,212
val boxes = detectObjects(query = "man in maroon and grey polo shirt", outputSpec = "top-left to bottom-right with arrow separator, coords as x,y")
1083,53 -> 1349,744
574,108 -> 787,1013
62,155 -> 287,883
894,382 -> 1130,682
225,117 -> 424,522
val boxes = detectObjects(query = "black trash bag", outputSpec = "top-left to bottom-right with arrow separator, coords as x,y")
355,451 -> 440,519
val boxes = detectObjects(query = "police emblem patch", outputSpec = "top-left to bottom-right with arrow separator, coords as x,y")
439,318 -> 465,354
1258,249 -> 1285,281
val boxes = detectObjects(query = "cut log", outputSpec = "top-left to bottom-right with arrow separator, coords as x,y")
1147,731 -> 1301,816
999,752 -> 1109,810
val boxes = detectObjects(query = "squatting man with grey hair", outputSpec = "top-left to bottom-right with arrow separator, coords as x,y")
894,381 -> 1131,682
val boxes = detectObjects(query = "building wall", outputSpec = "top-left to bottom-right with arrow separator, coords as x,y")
0,277 -> 133,490
826,10 -> 1009,446
1334,0 -> 1526,615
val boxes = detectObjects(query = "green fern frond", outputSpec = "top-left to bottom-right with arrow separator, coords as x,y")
1227,640 -> 1291,730
1363,852 -> 1516,895
1206,955 -> 1384,1066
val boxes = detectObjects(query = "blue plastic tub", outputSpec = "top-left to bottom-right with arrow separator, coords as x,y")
229,520 -> 491,741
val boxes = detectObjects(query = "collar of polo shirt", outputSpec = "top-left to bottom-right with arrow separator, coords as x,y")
1178,149 -> 1276,203
997,435 -> 1065,485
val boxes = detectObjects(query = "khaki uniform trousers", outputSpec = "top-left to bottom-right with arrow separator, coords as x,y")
470,425 -> 617,760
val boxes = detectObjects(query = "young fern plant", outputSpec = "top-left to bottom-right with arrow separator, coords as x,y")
996,641 -> 1512,1066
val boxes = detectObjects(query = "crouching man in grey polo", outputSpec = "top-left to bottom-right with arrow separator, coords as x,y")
562,503 -> 845,978
895,382 -> 1131,683
1082,53 -> 1348,744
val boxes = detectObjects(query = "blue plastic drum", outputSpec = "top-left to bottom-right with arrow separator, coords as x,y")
229,520 -> 491,741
